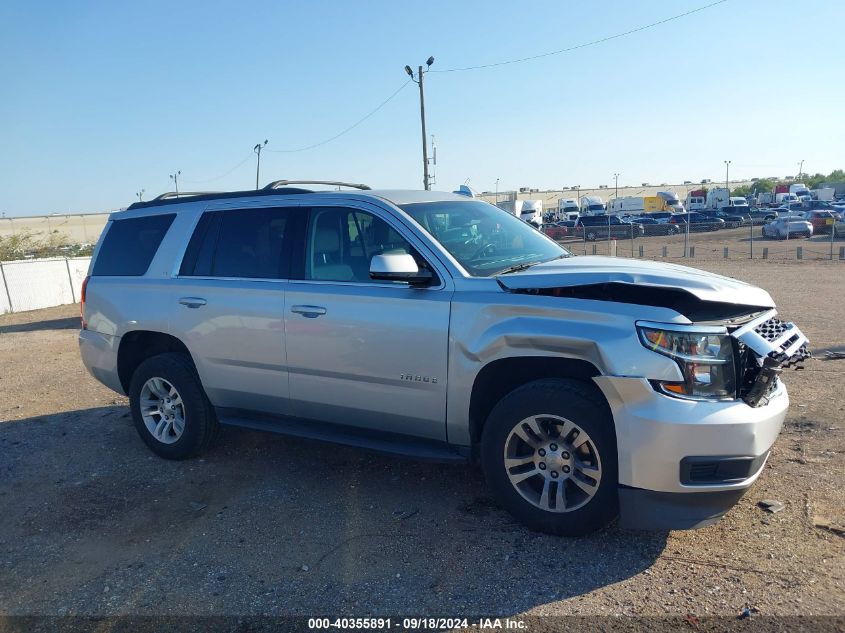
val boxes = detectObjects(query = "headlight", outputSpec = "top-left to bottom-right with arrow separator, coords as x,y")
637,324 -> 736,400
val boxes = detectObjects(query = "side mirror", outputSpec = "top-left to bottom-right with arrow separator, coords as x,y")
369,253 -> 433,286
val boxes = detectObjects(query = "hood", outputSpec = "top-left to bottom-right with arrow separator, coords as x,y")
497,256 -> 775,308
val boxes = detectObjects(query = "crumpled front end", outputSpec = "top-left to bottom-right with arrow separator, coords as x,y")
732,310 -> 810,408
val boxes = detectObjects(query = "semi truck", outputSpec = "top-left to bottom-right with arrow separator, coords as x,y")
557,198 -> 580,220
656,190 -> 685,212
579,195 -> 605,215
520,199 -> 543,226
686,189 -> 707,212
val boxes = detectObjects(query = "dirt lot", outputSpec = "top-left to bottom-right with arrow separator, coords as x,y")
1,260 -> 843,621
562,224 -> 845,261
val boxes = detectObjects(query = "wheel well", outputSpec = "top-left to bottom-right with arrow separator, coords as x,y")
117,331 -> 194,393
468,357 -> 602,445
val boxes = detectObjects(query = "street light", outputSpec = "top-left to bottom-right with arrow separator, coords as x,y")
495,178 -> 500,204
169,171 -> 181,197
798,159 -> 804,180
405,56 -> 435,190
613,173 -> 620,200
254,139 -> 268,189
136,189 -> 145,202
724,160 -> 731,194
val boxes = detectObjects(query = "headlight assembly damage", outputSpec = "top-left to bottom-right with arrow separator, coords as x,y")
638,311 -> 810,407
638,324 -> 736,400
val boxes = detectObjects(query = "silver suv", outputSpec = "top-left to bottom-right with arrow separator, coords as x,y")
79,181 -> 809,535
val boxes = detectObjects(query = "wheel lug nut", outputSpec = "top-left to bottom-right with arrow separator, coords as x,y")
562,451 -> 570,459
562,465 -> 571,473
538,449 -> 546,457
551,471 -> 559,479
550,443 -> 558,451
539,463 -> 547,470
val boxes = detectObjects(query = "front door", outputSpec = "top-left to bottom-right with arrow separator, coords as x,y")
284,204 -> 451,441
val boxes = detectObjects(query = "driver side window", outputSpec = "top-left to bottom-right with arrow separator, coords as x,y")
306,207 -> 414,283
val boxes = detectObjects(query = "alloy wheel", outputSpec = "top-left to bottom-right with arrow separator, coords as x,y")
503,414 -> 602,512
140,377 -> 186,444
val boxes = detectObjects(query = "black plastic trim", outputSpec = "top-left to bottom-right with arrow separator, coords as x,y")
216,408 -> 469,463
680,452 -> 769,485
618,485 -> 748,530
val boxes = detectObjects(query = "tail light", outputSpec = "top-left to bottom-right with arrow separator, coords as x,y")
80,276 -> 90,330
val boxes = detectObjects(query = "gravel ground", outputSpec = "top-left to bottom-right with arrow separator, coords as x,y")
561,224 -> 845,261
0,260 -> 843,620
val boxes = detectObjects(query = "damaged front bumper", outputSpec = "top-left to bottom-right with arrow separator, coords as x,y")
732,310 -> 810,407
595,310 -> 809,530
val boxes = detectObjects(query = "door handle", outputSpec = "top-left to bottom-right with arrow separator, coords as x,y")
291,305 -> 326,318
178,297 -> 207,308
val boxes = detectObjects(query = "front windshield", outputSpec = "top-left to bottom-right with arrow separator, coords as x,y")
401,200 -> 569,276
588,204 -> 604,211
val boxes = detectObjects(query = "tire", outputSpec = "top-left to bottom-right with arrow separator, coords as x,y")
129,352 -> 219,460
480,379 -> 618,536
586,231 -> 597,241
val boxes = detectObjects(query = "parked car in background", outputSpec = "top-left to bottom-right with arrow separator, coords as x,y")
646,211 -> 676,223
702,209 -> 747,228
804,210 -> 836,234
834,216 -> 845,238
542,223 -> 569,240
668,213 -> 725,232
762,218 -> 813,240
748,209 -> 778,223
633,217 -> 681,235
575,215 -> 645,241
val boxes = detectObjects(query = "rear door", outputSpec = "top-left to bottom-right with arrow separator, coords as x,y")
171,203 -> 302,415
284,202 -> 452,441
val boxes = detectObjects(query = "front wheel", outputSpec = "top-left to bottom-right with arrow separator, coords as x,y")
481,379 -> 618,536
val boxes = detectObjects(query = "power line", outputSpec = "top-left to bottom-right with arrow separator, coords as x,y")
181,152 -> 254,183
430,0 -> 730,73
266,80 -> 412,153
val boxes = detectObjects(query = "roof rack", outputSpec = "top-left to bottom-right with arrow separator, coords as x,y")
152,191 -> 222,201
263,179 -> 371,191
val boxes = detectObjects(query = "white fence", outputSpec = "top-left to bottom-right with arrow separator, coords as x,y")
0,257 -> 91,314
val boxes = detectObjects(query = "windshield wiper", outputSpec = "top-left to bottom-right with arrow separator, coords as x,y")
498,261 -> 542,275
497,254 -> 568,275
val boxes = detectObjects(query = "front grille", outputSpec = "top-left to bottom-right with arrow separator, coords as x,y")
754,317 -> 790,342
731,313 -> 810,407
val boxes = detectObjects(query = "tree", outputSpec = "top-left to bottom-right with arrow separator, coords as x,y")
732,178 -> 773,198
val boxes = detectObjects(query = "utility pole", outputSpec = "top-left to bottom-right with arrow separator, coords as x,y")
613,173 -> 620,199
169,171 -> 181,197
798,159 -> 804,180
495,178 -> 499,204
405,57 -> 435,190
136,189 -> 145,202
254,140 -> 268,189
724,160 -> 731,195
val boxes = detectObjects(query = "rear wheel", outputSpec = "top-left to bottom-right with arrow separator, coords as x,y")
481,379 -> 618,536
129,353 -> 218,459
586,231 -> 597,241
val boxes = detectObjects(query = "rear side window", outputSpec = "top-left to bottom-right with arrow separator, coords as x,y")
180,207 -> 291,279
92,214 -> 175,276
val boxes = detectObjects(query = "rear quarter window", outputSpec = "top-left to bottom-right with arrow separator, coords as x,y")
92,214 -> 175,276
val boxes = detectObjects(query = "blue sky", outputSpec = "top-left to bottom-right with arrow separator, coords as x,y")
1,0 -> 842,215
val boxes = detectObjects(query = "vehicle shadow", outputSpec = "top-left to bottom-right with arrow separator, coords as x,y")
0,407 -> 667,616
0,316 -> 80,334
